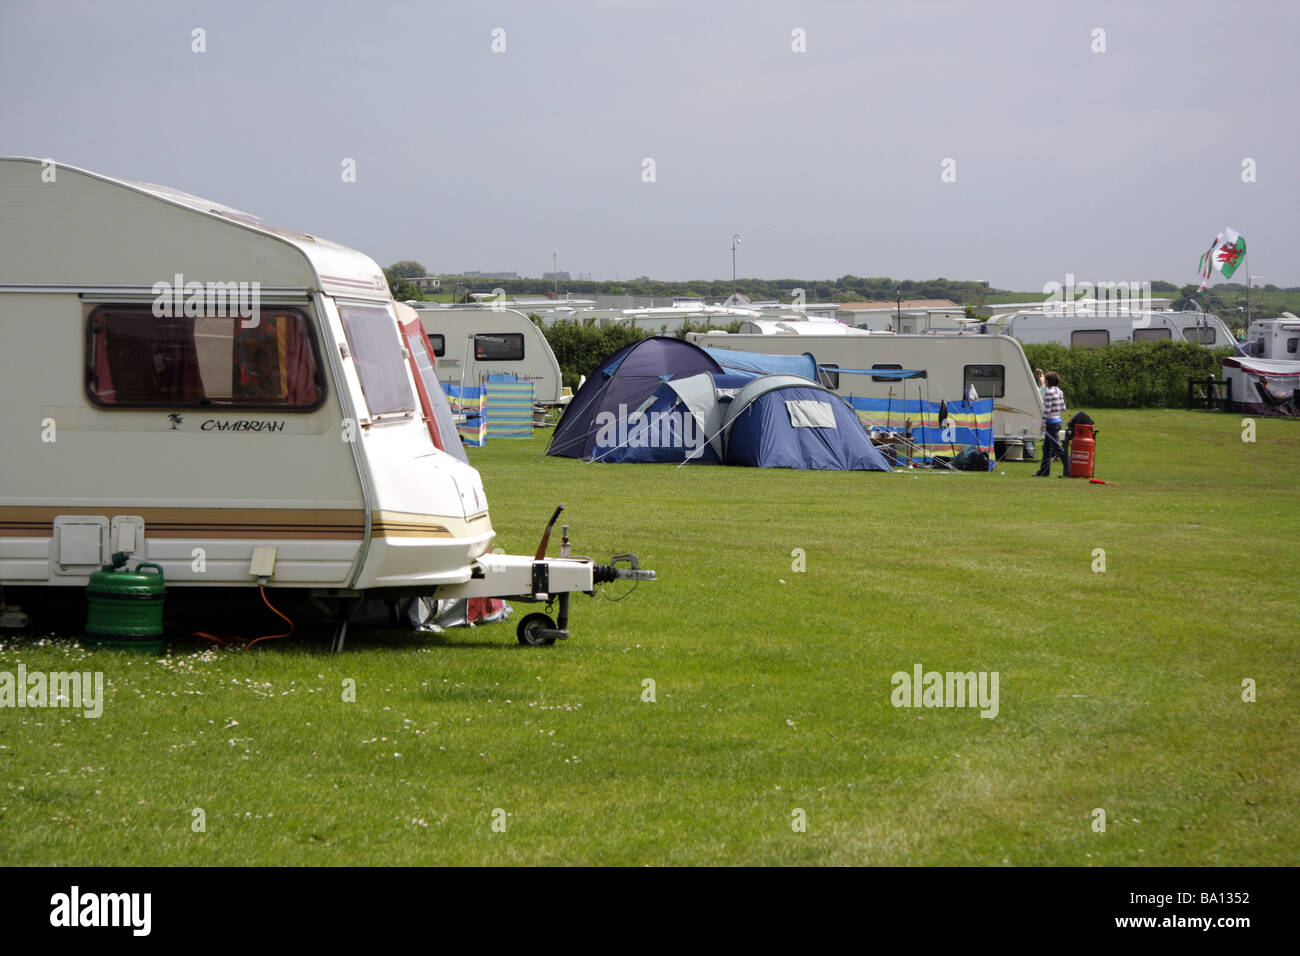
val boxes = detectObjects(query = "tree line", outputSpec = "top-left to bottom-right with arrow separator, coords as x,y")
385,261 -> 1299,329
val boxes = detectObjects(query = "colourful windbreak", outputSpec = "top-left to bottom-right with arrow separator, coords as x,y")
847,396 -> 995,466
484,374 -> 535,439
446,383 -> 487,446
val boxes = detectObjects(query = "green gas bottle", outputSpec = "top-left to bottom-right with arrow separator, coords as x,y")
84,552 -> 166,652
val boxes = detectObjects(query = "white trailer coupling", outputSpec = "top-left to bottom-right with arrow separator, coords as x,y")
438,505 -> 656,646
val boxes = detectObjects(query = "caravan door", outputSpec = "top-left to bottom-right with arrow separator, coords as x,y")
396,307 -> 468,464
322,296 -> 493,588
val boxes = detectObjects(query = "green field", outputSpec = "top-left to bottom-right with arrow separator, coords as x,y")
2,410 -> 1297,865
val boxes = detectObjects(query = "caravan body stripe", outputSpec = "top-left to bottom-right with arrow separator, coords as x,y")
0,507 -> 481,540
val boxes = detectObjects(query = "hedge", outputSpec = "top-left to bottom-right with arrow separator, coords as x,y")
538,319 -> 744,390
540,322 -> 649,390
1022,341 -> 1232,408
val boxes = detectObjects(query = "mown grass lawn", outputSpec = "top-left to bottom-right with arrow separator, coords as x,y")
2,409 -> 1297,866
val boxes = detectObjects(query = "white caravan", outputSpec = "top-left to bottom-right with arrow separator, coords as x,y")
412,305 -> 564,404
689,331 -> 1045,458
995,308 -> 1236,348
0,158 -> 650,646
736,317 -> 870,336
1221,316 -> 1300,414
603,304 -> 760,335
983,298 -> 1174,317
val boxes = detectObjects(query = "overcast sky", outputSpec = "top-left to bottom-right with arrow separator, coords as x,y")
3,0 -> 1296,290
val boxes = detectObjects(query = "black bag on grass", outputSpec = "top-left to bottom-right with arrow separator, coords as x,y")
953,445 -> 989,472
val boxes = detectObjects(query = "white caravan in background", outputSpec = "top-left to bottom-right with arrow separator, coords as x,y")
994,308 -> 1236,348
1222,315 -> 1300,414
0,158 -> 650,646
735,317 -> 870,335
411,306 -> 564,404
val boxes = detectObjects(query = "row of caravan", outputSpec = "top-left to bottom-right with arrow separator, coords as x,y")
511,293 -> 1239,351
780,306 -> 1237,349
993,308 -> 1237,349
405,295 -> 1240,418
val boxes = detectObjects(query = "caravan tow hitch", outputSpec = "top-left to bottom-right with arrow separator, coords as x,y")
435,505 -> 656,646
512,507 -> 656,646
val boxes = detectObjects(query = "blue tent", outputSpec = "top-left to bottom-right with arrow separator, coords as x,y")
722,375 -> 890,471
548,337 -> 723,460
592,372 -> 752,464
549,341 -> 889,471
702,347 -> 818,382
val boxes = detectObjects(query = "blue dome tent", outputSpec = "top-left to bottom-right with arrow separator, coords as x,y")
547,337 -> 724,461
721,375 -> 890,471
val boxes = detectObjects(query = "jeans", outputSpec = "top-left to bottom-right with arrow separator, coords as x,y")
1036,421 -> 1065,475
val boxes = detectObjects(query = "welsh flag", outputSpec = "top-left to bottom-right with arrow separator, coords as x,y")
1197,228 -> 1246,290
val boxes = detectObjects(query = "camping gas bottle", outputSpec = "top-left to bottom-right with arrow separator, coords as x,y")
1069,424 -> 1095,479
84,554 -> 166,652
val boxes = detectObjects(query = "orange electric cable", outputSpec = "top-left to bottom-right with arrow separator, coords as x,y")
244,587 -> 295,648
165,620 -> 232,646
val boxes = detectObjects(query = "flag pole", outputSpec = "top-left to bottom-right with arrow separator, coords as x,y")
1237,256 -> 1248,330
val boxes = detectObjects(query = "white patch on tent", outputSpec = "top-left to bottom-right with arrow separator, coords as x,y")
785,400 -> 836,429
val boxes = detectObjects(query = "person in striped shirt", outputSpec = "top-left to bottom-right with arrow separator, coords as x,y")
1035,371 -> 1067,476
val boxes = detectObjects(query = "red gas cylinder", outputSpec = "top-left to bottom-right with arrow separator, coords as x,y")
1069,424 -> 1095,478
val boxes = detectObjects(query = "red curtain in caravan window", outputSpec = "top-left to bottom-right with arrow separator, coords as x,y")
399,315 -> 447,451
91,314 -> 116,403
232,312 -> 319,405
89,307 -> 322,408
282,317 -> 316,405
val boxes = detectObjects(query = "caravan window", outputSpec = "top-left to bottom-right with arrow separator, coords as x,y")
474,333 -> 525,361
1071,329 -> 1110,348
338,304 -> 415,416
871,363 -> 903,383
428,334 -> 446,357
1288,337 -> 1298,355
1133,327 -> 1172,342
817,363 -> 840,390
86,306 -> 323,409
1182,326 -> 1216,345
963,364 -> 1004,398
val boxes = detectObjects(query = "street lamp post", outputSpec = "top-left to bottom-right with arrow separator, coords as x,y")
1248,275 -> 1263,326
731,234 -> 742,296
553,253 -> 558,296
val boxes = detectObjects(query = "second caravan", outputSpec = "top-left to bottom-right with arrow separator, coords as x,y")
412,306 -> 564,405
